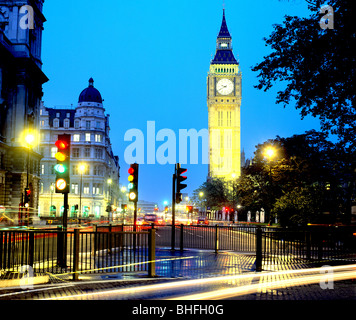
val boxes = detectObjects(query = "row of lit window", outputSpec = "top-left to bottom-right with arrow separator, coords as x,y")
41,182 -> 107,196
73,133 -> 102,142
40,119 -> 103,130
48,146 -> 104,159
41,164 -> 106,176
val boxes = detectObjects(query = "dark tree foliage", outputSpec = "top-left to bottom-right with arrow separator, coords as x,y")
252,0 -> 355,146
236,130 -> 354,226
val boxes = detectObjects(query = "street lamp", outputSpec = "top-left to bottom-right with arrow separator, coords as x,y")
199,192 -> 205,216
264,147 -> 276,160
50,184 -> 54,216
78,163 -> 86,218
107,178 -> 112,221
24,132 -> 35,189
264,146 -> 276,225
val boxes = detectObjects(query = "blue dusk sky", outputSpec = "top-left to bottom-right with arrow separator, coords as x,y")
41,0 -> 321,206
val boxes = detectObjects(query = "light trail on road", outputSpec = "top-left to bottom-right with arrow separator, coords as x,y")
169,269 -> 356,300
39,264 -> 356,300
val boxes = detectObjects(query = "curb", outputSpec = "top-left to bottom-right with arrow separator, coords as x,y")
0,275 -> 50,289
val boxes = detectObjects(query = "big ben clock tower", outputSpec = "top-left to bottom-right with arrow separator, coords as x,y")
207,9 -> 241,180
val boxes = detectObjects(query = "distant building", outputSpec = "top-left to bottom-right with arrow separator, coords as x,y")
38,78 -> 120,219
137,200 -> 158,215
0,1 -> 47,213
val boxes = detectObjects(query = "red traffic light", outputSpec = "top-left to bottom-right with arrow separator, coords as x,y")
55,139 -> 69,150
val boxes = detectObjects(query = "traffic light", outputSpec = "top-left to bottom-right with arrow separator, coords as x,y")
24,188 -> 31,206
54,134 -> 71,193
186,205 -> 193,214
175,163 -> 187,204
128,163 -> 139,202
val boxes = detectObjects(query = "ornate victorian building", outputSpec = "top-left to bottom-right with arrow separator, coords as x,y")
0,1 -> 47,214
38,78 -> 120,219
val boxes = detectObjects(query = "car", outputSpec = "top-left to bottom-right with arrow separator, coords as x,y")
155,217 -> 166,226
197,216 -> 209,225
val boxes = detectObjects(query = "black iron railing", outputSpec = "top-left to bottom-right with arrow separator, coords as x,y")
0,228 -> 156,280
1,223 -> 355,278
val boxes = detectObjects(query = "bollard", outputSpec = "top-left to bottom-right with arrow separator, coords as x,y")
148,228 -> 156,277
215,224 -> 219,253
73,228 -> 80,281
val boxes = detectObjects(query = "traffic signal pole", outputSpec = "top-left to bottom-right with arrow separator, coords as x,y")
171,173 -> 176,251
63,193 -> 68,230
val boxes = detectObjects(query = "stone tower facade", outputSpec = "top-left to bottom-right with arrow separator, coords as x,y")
207,9 -> 241,180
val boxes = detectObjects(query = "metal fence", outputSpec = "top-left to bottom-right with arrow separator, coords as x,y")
1,224 -> 355,278
261,228 -> 356,267
0,228 -> 156,279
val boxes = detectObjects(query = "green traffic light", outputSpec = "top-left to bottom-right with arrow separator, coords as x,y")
128,183 -> 134,189
54,164 -> 66,173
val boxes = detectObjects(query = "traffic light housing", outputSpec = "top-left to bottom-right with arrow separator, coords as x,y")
54,134 -> 71,193
186,205 -> 193,214
24,188 -> 31,206
175,163 -> 187,204
128,163 -> 139,202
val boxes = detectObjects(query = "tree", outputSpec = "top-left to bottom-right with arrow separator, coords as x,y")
252,0 -> 356,147
273,185 -> 327,227
237,130 -> 353,225
193,178 -> 230,212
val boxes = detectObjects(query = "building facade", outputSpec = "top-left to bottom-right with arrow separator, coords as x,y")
0,1 -> 47,216
38,78 -> 120,219
207,10 -> 242,180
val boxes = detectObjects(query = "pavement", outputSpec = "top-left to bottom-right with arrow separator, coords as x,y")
0,247 -> 356,301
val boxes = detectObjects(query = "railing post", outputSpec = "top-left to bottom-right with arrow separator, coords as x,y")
318,232 -> 323,261
0,232 -> 3,269
255,227 -> 262,272
28,231 -> 34,268
305,231 -> 311,260
56,226 -> 64,267
91,224 -> 97,256
108,223 -> 112,254
215,224 -> 219,253
180,224 -> 184,252
148,228 -> 156,277
73,228 -> 80,281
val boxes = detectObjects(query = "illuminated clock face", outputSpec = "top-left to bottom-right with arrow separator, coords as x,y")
217,78 -> 234,95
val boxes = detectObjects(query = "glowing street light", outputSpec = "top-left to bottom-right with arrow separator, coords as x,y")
264,147 -> 276,159
25,133 -> 35,146
264,146 -> 276,225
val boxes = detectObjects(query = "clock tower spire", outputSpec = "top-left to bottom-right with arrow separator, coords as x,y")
207,9 -> 242,180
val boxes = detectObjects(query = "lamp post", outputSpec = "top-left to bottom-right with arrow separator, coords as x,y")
199,192 -> 205,216
107,178 -> 112,222
264,146 -> 276,225
231,173 -> 237,223
78,163 -> 86,219
23,132 -> 35,226
24,132 -> 35,189
50,184 -> 54,216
